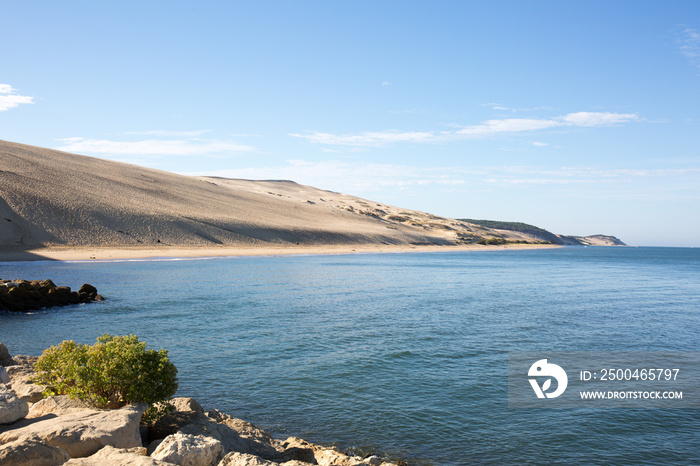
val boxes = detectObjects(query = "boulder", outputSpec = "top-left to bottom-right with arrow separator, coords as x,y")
177,410 -> 284,460
0,436 -> 70,466
218,452 -> 279,466
169,397 -> 204,414
0,343 -> 12,365
0,403 -> 147,458
281,437 -> 366,466
0,386 -> 29,424
27,396 -> 90,419
65,445 -> 177,465
151,432 -> 224,466
78,284 -> 97,295
150,409 -> 319,464
5,363 -> 46,403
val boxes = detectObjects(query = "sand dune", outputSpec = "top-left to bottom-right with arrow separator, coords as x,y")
0,139 -> 552,259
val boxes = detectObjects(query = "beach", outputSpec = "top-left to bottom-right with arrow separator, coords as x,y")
1,243 -> 559,262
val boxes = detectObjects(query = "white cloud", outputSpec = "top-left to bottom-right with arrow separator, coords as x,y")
124,129 -> 212,137
481,103 -> 556,113
679,27 -> 700,68
457,112 -> 638,136
55,136 -> 256,157
532,141 -> 548,147
382,81 -> 392,86
291,112 -> 639,147
289,130 -> 437,147
0,84 -> 34,111
457,117 -> 561,136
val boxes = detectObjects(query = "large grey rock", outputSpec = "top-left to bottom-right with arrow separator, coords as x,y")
0,436 -> 70,466
176,410 -> 284,460
151,432 -> 224,466
0,386 -> 29,424
65,445 -> 176,465
27,396 -> 90,419
151,408 -> 315,464
0,403 -> 147,458
5,363 -> 46,403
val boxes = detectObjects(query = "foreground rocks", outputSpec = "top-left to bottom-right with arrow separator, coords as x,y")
0,279 -> 104,312
0,343 -> 404,466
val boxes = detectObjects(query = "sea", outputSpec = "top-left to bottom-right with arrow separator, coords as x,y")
1,246 -> 698,465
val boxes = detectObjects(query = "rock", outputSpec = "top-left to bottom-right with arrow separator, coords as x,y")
0,386 -> 29,424
218,451 -> 278,466
151,432 -> 224,466
366,456 -> 381,466
281,437 -> 366,466
0,436 -> 70,466
174,410 -> 287,461
78,284 -> 97,295
0,366 -> 10,384
27,395 -> 90,419
0,343 -> 12,365
65,445 -> 176,465
5,364 -> 46,403
149,410 -> 204,442
9,355 -> 39,367
0,403 -> 147,458
0,280 -> 103,312
147,439 -> 164,456
169,397 -> 204,414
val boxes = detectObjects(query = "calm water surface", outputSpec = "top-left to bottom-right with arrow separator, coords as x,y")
1,247 -> 699,465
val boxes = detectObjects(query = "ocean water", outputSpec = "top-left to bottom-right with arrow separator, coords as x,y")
1,247 -> 699,465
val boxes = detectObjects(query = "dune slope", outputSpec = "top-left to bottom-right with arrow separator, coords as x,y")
1,140 -> 534,251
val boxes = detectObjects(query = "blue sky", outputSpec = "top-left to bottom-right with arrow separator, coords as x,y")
2,1 -> 700,246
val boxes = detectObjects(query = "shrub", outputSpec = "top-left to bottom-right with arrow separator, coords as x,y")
33,334 -> 178,410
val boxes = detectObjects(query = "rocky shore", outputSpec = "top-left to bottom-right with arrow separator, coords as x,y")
0,343 -> 403,466
0,280 -> 104,312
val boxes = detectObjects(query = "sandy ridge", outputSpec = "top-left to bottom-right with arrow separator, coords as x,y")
0,139 -> 554,261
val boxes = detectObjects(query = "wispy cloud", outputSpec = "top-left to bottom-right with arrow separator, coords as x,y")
679,27 -> 700,68
124,130 -> 212,137
291,112 -> 639,147
0,84 -> 34,111
481,103 -> 556,113
55,135 -> 256,157
183,159 -> 698,196
457,112 -> 638,136
289,130 -> 437,147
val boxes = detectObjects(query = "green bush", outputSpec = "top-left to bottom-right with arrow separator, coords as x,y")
33,334 -> 178,410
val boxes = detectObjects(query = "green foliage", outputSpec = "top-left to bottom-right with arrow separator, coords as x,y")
33,334 -> 178,410
477,237 -> 507,245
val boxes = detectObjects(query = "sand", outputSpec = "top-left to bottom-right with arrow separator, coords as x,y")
0,243 -> 558,262
0,139 -> 556,262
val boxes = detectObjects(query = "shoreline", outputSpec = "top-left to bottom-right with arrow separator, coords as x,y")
0,243 -> 560,262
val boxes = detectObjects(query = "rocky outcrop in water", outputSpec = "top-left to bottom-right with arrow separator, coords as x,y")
0,343 -> 403,466
0,279 -> 104,312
